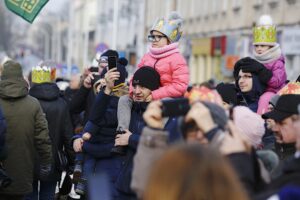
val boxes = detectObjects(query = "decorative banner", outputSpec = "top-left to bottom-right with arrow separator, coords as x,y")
211,36 -> 226,56
225,55 -> 240,70
191,38 -> 211,56
5,0 -> 49,23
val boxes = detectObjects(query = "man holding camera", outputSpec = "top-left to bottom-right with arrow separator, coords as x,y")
70,49 -> 120,125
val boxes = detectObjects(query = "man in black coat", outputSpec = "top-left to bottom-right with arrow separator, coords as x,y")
26,66 -> 75,200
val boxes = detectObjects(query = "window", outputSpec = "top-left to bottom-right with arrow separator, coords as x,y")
268,0 -> 279,8
232,0 -> 243,11
286,0 -> 296,4
222,0 -> 228,12
253,0 -> 262,10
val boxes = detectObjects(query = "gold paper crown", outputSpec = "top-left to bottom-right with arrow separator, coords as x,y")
253,25 -> 277,45
32,66 -> 53,83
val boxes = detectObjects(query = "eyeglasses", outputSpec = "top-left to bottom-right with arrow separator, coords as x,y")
238,75 -> 252,80
147,34 -> 166,42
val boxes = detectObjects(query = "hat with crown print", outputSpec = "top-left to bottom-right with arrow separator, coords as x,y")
150,11 -> 183,43
253,15 -> 277,46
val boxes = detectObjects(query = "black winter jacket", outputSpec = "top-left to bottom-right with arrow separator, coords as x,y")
29,83 -> 75,181
69,85 -> 95,125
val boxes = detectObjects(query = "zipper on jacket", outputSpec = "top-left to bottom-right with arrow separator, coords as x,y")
153,59 -> 159,70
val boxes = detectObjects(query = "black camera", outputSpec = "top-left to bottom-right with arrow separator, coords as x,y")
161,98 -> 190,117
0,167 -> 12,188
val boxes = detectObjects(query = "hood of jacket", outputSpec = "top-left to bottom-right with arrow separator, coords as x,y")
29,83 -> 60,101
236,75 -> 266,112
0,78 -> 28,99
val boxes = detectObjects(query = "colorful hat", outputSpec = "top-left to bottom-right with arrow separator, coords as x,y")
253,15 -> 277,46
277,82 -> 300,95
184,86 -> 223,106
150,11 -> 183,43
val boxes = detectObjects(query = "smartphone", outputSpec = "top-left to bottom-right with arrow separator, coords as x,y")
161,98 -> 190,117
108,56 -> 117,70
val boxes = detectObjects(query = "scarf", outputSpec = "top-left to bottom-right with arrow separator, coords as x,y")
253,43 -> 282,64
149,43 -> 180,59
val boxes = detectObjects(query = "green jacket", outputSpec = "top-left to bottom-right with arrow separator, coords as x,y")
0,79 -> 52,195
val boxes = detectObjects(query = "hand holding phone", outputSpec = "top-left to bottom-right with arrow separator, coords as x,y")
108,56 -> 117,70
89,66 -> 99,73
90,74 -> 102,86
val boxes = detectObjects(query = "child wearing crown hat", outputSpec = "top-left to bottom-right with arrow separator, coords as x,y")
246,15 -> 287,115
116,11 -> 189,134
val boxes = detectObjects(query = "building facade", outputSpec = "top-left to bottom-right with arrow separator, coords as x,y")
144,0 -> 300,84
69,0 -> 145,74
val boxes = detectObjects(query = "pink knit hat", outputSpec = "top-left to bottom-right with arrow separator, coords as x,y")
233,106 -> 265,148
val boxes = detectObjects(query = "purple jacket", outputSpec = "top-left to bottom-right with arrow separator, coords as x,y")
264,55 -> 286,93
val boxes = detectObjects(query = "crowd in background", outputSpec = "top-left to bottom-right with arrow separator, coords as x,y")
0,11 -> 300,200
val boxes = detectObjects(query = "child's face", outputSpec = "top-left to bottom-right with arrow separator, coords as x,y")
254,45 -> 271,54
149,31 -> 170,48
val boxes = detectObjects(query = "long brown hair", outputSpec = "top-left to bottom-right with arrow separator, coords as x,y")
144,144 -> 249,200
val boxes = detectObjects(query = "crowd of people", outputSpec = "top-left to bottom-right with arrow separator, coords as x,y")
0,11 -> 300,200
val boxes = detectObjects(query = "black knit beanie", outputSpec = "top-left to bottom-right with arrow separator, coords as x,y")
132,66 -> 160,91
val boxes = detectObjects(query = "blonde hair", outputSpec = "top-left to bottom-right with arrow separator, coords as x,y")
144,144 -> 249,200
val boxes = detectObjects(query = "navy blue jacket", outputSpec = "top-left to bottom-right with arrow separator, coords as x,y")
74,91 -> 124,188
0,106 -> 6,160
115,102 -> 182,197
79,90 -> 120,154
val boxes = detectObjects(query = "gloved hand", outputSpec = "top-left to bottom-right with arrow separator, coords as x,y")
233,57 -> 264,79
239,58 -> 273,84
39,164 -> 51,180
257,68 -> 273,84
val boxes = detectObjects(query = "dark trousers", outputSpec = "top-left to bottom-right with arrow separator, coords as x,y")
25,179 -> 57,200
0,194 -> 24,200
